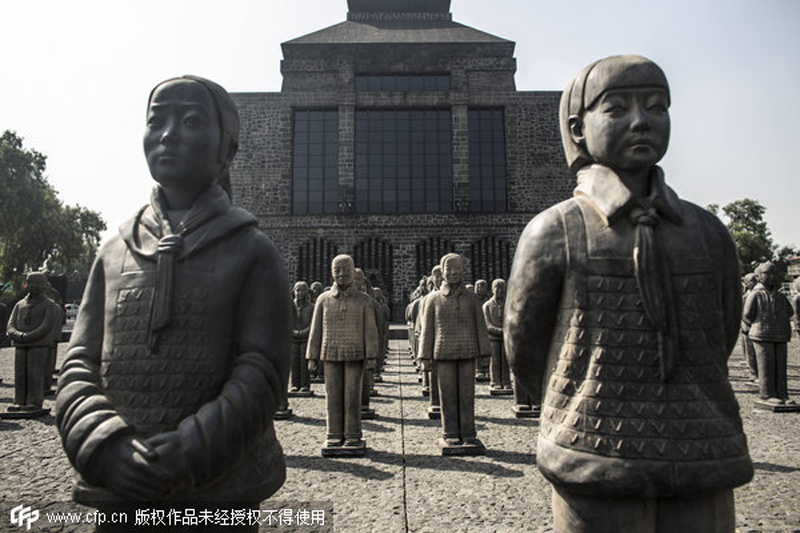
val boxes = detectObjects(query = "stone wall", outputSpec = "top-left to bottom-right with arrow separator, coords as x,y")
230,89 -> 574,320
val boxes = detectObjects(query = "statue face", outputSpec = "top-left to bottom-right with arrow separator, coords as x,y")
757,268 -> 776,290
332,258 -> 355,288
144,80 -> 222,194
578,87 -> 670,175
25,276 -> 46,297
294,285 -> 308,301
493,283 -> 506,303
442,257 -> 463,286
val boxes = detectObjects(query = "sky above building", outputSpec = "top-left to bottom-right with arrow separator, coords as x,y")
1,0 -> 798,249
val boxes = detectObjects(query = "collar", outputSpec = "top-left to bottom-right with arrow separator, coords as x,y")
439,282 -> 467,297
119,184 -> 257,260
574,164 -> 683,227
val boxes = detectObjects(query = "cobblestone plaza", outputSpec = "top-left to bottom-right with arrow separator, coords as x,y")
1,335 -> 799,532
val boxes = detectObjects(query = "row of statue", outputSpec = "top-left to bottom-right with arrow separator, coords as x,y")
1,57 -> 798,531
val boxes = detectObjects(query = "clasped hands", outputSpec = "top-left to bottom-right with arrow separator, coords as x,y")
92,431 -> 192,500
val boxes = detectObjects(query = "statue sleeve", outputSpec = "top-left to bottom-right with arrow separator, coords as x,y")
504,208 -> 567,404
306,299 -> 324,360
6,304 -> 22,341
475,299 -> 492,357
176,234 -> 291,487
483,301 -> 503,337
56,253 -> 134,480
417,297 -> 436,361
364,298 -> 380,361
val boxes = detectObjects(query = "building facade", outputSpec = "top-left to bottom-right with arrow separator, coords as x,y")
230,0 -> 573,319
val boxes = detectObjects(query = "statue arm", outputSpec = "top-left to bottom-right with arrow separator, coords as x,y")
6,304 -> 22,341
475,299 -> 492,357
174,235 -> 291,488
483,303 -> 503,337
364,298 -> 380,363
504,209 -> 567,404
719,225 -> 743,354
305,299 -> 324,361
417,298 -> 435,362
55,254 -> 137,481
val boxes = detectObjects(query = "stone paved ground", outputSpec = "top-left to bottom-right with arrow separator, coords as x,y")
1,333 -> 799,532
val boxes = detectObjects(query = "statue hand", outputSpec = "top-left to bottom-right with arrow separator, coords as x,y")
418,359 -> 432,372
308,360 -> 318,373
145,431 -> 192,496
93,435 -> 171,500
365,358 -> 376,371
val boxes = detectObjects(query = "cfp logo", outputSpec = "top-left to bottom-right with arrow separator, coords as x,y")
10,505 -> 40,530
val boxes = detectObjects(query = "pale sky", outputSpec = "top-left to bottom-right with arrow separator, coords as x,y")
1,0 -> 798,248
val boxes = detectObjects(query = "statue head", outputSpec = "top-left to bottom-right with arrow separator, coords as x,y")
24,272 -> 47,297
742,272 -> 757,292
491,278 -> 506,303
293,281 -> 310,303
431,265 -> 443,289
331,255 -> 356,289
310,281 -> 324,301
144,76 -> 239,200
474,279 -> 489,299
754,261 -> 778,291
372,287 -> 385,303
440,253 -> 464,287
560,55 -> 670,175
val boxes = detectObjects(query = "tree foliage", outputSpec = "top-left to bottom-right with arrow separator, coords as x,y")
0,131 -> 106,295
708,198 -> 798,280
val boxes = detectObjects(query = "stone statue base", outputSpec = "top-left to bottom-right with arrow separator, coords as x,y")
440,437 -> 485,456
360,407 -> 376,420
514,405 -> 541,418
287,389 -> 314,398
475,373 -> 490,382
1,407 -> 50,419
490,387 -> 514,396
322,440 -> 366,458
273,408 -> 293,420
427,406 -> 441,420
754,399 -> 800,413
310,376 -> 324,384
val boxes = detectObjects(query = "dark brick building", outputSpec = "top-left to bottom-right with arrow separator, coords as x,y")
230,0 -> 573,319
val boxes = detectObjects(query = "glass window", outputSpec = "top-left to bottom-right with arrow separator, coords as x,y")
355,109 -> 452,214
468,108 -> 507,213
292,110 -> 339,214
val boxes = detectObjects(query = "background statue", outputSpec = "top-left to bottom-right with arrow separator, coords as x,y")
483,278 -> 512,395
4,272 -> 57,418
741,272 -> 759,383
505,55 -> 752,531
742,261 -> 796,410
419,253 -> 490,454
55,76 -> 290,528
473,279 -> 491,381
306,254 -> 379,456
290,281 -> 314,397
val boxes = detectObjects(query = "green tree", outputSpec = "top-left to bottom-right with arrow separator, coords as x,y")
0,131 -> 106,295
709,198 -> 798,280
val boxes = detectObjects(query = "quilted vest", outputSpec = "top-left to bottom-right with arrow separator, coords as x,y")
537,197 -> 753,498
